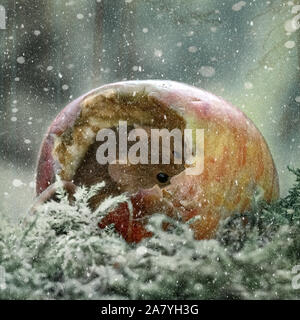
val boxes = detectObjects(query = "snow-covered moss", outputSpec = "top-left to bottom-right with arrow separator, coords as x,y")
0,169 -> 300,300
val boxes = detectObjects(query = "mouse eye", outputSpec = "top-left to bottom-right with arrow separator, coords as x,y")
156,172 -> 169,183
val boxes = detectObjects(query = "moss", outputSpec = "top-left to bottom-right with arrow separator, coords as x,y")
0,169 -> 299,300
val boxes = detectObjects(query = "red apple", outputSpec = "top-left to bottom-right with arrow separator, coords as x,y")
36,80 -> 279,242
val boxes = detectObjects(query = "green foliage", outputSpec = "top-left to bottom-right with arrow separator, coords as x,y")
0,169 -> 300,300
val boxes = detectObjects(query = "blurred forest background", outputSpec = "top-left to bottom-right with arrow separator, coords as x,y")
0,0 -> 299,219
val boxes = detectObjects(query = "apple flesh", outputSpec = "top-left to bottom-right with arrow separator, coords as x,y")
36,80 -> 279,242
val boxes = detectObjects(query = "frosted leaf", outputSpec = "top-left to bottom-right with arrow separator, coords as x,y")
199,66 -> 215,77
95,193 -> 128,215
232,1 -> 246,11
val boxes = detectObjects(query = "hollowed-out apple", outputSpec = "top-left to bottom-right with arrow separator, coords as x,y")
35,80 -> 279,242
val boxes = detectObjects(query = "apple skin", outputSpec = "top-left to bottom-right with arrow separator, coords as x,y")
36,80 -> 279,242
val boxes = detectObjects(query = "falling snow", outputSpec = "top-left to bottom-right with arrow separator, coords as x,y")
188,46 -> 198,53
12,179 -> 24,187
244,82 -> 253,90
16,56 -> 25,64
0,170 -> 300,299
0,0 -> 300,301
199,66 -> 215,77
154,49 -> 163,57
284,40 -> 295,49
232,1 -> 246,12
